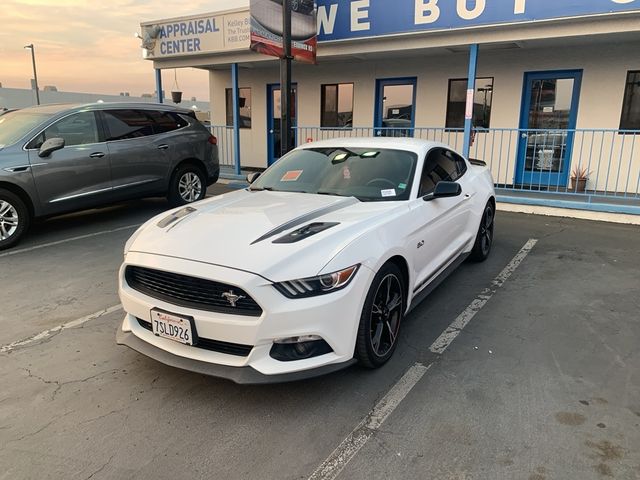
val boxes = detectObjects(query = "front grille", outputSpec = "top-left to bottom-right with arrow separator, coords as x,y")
137,318 -> 253,357
125,266 -> 262,317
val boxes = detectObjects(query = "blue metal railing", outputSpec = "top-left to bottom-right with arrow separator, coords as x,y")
210,125 -> 236,169
295,127 -> 640,202
211,125 -> 640,213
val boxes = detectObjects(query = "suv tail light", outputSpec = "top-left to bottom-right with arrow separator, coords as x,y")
208,135 -> 218,145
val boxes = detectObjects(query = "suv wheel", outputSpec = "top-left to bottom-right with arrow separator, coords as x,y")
168,164 -> 207,206
0,189 -> 30,251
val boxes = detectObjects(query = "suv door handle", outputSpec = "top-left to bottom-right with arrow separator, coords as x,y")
89,152 -> 105,158
157,144 -> 169,150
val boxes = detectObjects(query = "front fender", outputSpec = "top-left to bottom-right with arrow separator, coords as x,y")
320,222 -> 415,305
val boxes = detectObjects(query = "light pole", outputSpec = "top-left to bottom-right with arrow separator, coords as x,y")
24,44 -> 40,105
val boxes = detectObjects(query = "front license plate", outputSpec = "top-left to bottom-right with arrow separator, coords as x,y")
151,309 -> 194,345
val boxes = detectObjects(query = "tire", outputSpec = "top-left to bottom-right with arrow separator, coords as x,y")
168,164 -> 207,207
0,188 -> 30,251
469,201 -> 495,262
355,262 -> 406,368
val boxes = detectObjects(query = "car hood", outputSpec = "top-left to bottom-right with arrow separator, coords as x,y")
128,189 -> 404,281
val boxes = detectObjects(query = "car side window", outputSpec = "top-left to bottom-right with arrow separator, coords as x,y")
146,110 -> 188,134
418,148 -> 460,197
448,150 -> 468,178
102,109 -> 155,141
29,112 -> 99,149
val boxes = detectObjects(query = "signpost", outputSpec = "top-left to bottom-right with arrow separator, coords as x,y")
250,0 -> 318,157
281,0 -> 293,158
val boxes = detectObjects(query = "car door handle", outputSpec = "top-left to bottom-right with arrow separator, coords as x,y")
89,152 -> 105,158
157,144 -> 169,150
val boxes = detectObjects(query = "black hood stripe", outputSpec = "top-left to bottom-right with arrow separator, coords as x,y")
251,197 -> 359,245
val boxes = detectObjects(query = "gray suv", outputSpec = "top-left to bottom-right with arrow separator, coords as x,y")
0,103 -> 219,249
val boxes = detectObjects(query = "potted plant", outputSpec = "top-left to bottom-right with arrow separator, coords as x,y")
570,166 -> 590,192
171,69 -> 182,104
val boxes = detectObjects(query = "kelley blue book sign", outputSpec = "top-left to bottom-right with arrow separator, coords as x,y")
250,0 -> 318,63
316,0 -> 640,41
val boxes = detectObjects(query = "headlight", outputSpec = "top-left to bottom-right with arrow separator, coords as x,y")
273,265 -> 359,298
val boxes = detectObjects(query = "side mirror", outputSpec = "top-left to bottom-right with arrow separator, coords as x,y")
246,172 -> 261,184
423,181 -> 462,202
38,137 -> 65,158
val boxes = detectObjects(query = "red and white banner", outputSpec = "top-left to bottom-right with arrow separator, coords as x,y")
250,0 -> 317,64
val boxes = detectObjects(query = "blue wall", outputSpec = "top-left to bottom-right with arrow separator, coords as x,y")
316,0 -> 640,41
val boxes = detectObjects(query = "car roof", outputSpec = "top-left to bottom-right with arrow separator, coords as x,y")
16,102 -> 193,115
299,137 -> 453,155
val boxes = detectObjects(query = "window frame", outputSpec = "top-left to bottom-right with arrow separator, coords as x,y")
445,77 -> 494,131
418,147 -> 467,198
619,70 -> 640,133
25,110 -> 102,150
98,109 -> 189,142
320,83 -> 354,129
99,109 -> 157,142
225,87 -> 252,129
145,110 -> 189,135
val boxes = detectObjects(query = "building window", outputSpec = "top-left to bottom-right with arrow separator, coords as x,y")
445,78 -> 494,129
620,71 -> 640,131
226,88 -> 251,128
321,83 -> 354,128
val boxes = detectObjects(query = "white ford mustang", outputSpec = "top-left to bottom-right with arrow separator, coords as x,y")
117,138 -> 496,383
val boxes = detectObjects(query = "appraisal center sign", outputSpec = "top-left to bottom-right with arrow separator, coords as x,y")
141,11 -> 251,58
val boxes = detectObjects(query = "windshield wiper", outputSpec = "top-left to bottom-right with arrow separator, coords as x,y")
251,186 -> 309,194
316,190 -> 351,197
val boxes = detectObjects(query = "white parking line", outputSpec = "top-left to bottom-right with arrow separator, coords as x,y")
429,238 -> 538,354
307,363 -> 431,480
308,238 -> 538,480
0,224 -> 141,259
0,304 -> 122,354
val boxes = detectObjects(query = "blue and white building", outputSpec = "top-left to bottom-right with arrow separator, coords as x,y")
142,1 -> 640,214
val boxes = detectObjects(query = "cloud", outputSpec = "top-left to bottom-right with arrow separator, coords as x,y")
0,0 -> 237,100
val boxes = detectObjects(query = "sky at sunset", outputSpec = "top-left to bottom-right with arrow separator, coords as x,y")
0,0 -> 249,100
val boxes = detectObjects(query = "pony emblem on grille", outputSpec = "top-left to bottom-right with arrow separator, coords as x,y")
221,290 -> 245,307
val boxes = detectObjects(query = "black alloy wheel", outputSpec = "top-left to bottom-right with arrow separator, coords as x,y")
355,262 -> 405,368
470,201 -> 495,262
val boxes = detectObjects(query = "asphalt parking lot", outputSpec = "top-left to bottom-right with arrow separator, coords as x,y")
1,185 -> 639,480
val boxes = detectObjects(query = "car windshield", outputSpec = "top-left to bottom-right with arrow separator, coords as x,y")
0,111 -> 52,147
251,147 -> 417,201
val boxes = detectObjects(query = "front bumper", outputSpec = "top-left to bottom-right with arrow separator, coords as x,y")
116,323 -> 356,384
117,251 -> 372,381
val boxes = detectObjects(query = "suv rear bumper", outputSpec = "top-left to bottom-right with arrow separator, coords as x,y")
207,166 -> 219,186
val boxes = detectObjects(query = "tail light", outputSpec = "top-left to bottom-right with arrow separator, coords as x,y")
208,135 -> 218,145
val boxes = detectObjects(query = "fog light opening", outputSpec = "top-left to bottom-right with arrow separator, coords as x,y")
270,336 -> 333,362
274,335 -> 323,344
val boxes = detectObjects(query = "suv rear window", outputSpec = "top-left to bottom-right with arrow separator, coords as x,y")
102,109 -> 187,141
146,110 -> 188,134
102,110 -> 154,140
